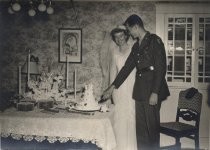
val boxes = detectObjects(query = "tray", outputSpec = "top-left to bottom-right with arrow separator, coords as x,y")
67,108 -> 96,115
71,107 -> 100,112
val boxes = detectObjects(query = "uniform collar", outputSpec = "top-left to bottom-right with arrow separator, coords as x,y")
132,31 -> 151,52
140,31 -> 150,43
139,31 -> 150,49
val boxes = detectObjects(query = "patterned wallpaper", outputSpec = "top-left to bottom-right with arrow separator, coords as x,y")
0,1 -> 156,97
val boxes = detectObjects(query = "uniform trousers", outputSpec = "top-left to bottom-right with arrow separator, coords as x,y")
135,100 -> 161,150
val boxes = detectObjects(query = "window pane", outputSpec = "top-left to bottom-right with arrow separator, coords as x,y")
199,24 -> 205,51
199,24 -> 204,41
174,56 -> 185,75
198,77 -> 203,83
175,24 -> 185,40
205,18 -> 210,23
167,77 -> 172,82
187,24 -> 192,50
187,41 -> 192,50
175,18 -> 186,23
168,18 -> 174,23
205,24 -> 210,40
168,24 -> 174,55
198,57 -> 203,72
187,18 -> 192,23
168,24 -> 173,40
168,42 -> 173,55
186,78 -> 191,82
205,24 -> 210,55
206,43 -> 210,55
167,56 -> 173,71
186,56 -> 191,72
205,78 -> 210,82
167,72 -> 172,76
199,18 -> 204,23
187,24 -> 192,41
175,24 -> 185,55
174,77 -> 184,82
186,50 -> 192,55
205,56 -> 210,76
199,49 -> 204,55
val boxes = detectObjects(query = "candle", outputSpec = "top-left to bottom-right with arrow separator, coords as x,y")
74,69 -> 77,99
66,56 -> 69,89
27,50 -> 31,85
64,98 -> 67,107
18,65 -> 21,95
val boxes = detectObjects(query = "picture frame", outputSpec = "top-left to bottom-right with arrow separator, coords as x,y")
59,28 -> 82,63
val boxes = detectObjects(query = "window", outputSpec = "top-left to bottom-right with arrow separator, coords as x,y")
165,15 -> 210,87
198,17 -> 210,83
156,3 -> 210,88
166,16 -> 193,84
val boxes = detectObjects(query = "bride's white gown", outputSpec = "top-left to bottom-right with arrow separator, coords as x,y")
110,45 -> 137,150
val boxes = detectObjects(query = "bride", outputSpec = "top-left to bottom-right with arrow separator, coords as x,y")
109,25 -> 137,150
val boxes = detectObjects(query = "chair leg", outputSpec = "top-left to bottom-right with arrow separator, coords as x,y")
175,137 -> 181,150
195,133 -> 199,150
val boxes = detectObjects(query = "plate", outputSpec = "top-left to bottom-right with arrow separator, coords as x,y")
71,107 -> 100,112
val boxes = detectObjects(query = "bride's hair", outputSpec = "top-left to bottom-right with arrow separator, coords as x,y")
110,26 -> 129,43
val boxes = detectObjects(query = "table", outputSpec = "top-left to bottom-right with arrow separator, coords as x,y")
0,107 -> 116,150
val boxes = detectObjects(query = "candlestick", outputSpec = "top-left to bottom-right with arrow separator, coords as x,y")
74,69 -> 77,99
18,65 -> 21,95
27,50 -> 31,85
66,56 -> 69,89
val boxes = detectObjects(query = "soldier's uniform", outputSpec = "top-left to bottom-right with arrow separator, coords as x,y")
112,32 -> 170,149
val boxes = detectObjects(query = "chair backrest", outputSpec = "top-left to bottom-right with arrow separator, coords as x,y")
176,88 -> 202,128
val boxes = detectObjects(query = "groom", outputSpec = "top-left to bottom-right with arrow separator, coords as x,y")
101,14 -> 170,149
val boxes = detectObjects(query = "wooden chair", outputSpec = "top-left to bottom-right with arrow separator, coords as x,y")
160,88 -> 202,150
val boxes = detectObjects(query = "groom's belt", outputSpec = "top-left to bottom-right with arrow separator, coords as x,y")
137,66 -> 154,77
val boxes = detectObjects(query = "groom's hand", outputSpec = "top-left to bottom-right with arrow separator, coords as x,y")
149,93 -> 158,105
99,85 -> 115,103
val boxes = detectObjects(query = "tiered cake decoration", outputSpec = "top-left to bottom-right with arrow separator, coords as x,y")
74,83 -> 100,111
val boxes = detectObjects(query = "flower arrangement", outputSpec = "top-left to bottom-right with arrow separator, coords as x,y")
23,71 -> 67,102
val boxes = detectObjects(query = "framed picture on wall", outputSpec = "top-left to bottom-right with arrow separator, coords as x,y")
59,28 -> 82,63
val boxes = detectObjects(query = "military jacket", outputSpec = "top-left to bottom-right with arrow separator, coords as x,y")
112,32 -> 170,101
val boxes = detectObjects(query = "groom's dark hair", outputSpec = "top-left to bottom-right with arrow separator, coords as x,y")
124,14 -> 144,29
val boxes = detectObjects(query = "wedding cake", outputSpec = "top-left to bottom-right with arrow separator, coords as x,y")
74,83 -> 100,111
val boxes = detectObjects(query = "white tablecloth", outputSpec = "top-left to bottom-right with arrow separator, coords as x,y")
0,107 -> 116,150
